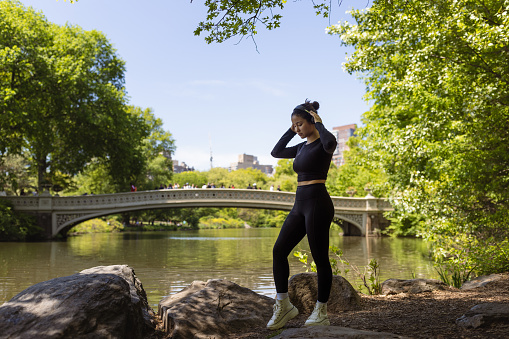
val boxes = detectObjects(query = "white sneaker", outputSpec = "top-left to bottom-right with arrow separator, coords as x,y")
304,302 -> 330,326
266,297 -> 299,330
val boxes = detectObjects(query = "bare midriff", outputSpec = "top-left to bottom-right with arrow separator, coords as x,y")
297,179 -> 326,186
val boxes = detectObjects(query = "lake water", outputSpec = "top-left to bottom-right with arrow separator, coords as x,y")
0,228 -> 438,309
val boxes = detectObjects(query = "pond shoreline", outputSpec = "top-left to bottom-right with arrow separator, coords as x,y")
216,273 -> 509,339
0,230 -> 437,309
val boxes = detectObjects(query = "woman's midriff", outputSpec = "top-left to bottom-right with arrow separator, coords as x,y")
297,179 -> 326,186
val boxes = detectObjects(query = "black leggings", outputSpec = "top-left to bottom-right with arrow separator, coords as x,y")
273,183 -> 335,303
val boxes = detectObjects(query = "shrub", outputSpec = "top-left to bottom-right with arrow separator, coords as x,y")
69,218 -> 123,234
198,216 -> 244,229
0,199 -> 41,241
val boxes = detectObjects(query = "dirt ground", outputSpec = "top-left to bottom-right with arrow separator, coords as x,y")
152,273 -> 509,339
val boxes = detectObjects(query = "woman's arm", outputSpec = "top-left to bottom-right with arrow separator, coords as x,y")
307,111 -> 337,154
315,122 -> 338,154
271,128 -> 300,158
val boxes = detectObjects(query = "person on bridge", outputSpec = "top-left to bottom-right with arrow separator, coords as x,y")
267,100 -> 337,330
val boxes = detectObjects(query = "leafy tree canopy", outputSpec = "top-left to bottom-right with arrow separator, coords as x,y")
1,0 -> 149,192
326,136 -> 388,198
64,0 -> 334,43
65,106 -> 175,195
328,0 -> 509,274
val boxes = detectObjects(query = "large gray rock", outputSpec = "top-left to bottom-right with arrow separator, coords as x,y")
456,303 -> 509,329
158,279 -> 274,339
288,273 -> 361,314
461,274 -> 503,290
273,326 -> 408,338
80,265 -> 156,329
381,278 -> 449,295
0,265 -> 155,339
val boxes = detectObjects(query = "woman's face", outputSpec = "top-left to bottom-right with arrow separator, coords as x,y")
291,114 -> 315,139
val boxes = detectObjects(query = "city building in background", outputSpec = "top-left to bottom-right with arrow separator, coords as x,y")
230,154 -> 274,175
172,160 -> 194,173
332,124 -> 357,167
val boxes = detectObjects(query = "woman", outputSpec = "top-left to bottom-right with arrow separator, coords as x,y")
267,100 -> 337,330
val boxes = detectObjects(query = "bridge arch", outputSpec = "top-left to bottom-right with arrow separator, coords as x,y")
55,206 -> 367,237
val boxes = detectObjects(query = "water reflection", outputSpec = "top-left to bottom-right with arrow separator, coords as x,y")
0,229 -> 437,309
167,237 -> 266,240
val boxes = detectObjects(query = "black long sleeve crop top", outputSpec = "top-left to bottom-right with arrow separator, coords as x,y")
271,122 -> 338,182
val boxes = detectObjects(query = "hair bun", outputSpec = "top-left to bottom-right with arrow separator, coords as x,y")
312,101 -> 320,111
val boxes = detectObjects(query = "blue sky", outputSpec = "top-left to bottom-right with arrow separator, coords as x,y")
19,0 -> 370,171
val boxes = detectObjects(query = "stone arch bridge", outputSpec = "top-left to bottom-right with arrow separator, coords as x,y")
3,189 -> 393,238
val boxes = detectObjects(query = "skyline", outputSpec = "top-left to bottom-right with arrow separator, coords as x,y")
19,0 -> 370,171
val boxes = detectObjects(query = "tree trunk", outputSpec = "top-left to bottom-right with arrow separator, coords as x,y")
37,156 -> 48,194
121,213 -> 131,226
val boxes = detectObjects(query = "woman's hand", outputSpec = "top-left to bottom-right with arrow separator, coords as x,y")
308,111 -> 322,124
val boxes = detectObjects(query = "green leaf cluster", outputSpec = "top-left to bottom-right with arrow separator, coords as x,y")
64,0 -> 333,43
326,136 -> 388,198
1,1 -> 152,193
194,0 -> 331,43
174,167 -> 268,189
0,154 -> 34,195
294,245 -> 382,295
0,198 -> 40,241
328,0 -> 509,274
198,216 -> 245,229
68,218 -> 123,235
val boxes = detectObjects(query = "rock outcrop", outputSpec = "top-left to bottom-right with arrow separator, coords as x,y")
0,264 -> 155,339
381,278 -> 449,295
461,273 -> 503,290
158,279 -> 274,339
456,303 -> 509,329
80,265 -> 156,329
288,273 -> 361,313
273,326 -> 409,338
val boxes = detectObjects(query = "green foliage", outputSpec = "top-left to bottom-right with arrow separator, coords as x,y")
198,216 -> 244,229
294,250 -> 317,273
357,259 -> 382,295
468,238 -> 509,275
63,106 -> 174,195
195,0 -> 332,43
65,159 -> 118,195
243,208 -> 286,228
174,208 -> 207,228
273,159 -> 294,179
204,168 -> 230,187
173,167 -> 267,189
0,199 -> 40,241
435,260 -> 475,289
326,137 -> 388,198
135,223 -> 178,232
0,154 -> 33,195
68,218 -> 123,234
228,168 -> 267,189
0,1 -> 150,192
268,159 -> 297,192
173,171 -> 209,187
144,155 -> 173,190
328,0 -> 509,275
294,245 -> 382,295
294,245 -> 350,276
274,175 -> 297,192
140,107 -> 176,160
434,234 -> 509,279
383,212 -> 426,237
67,0 -> 333,44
